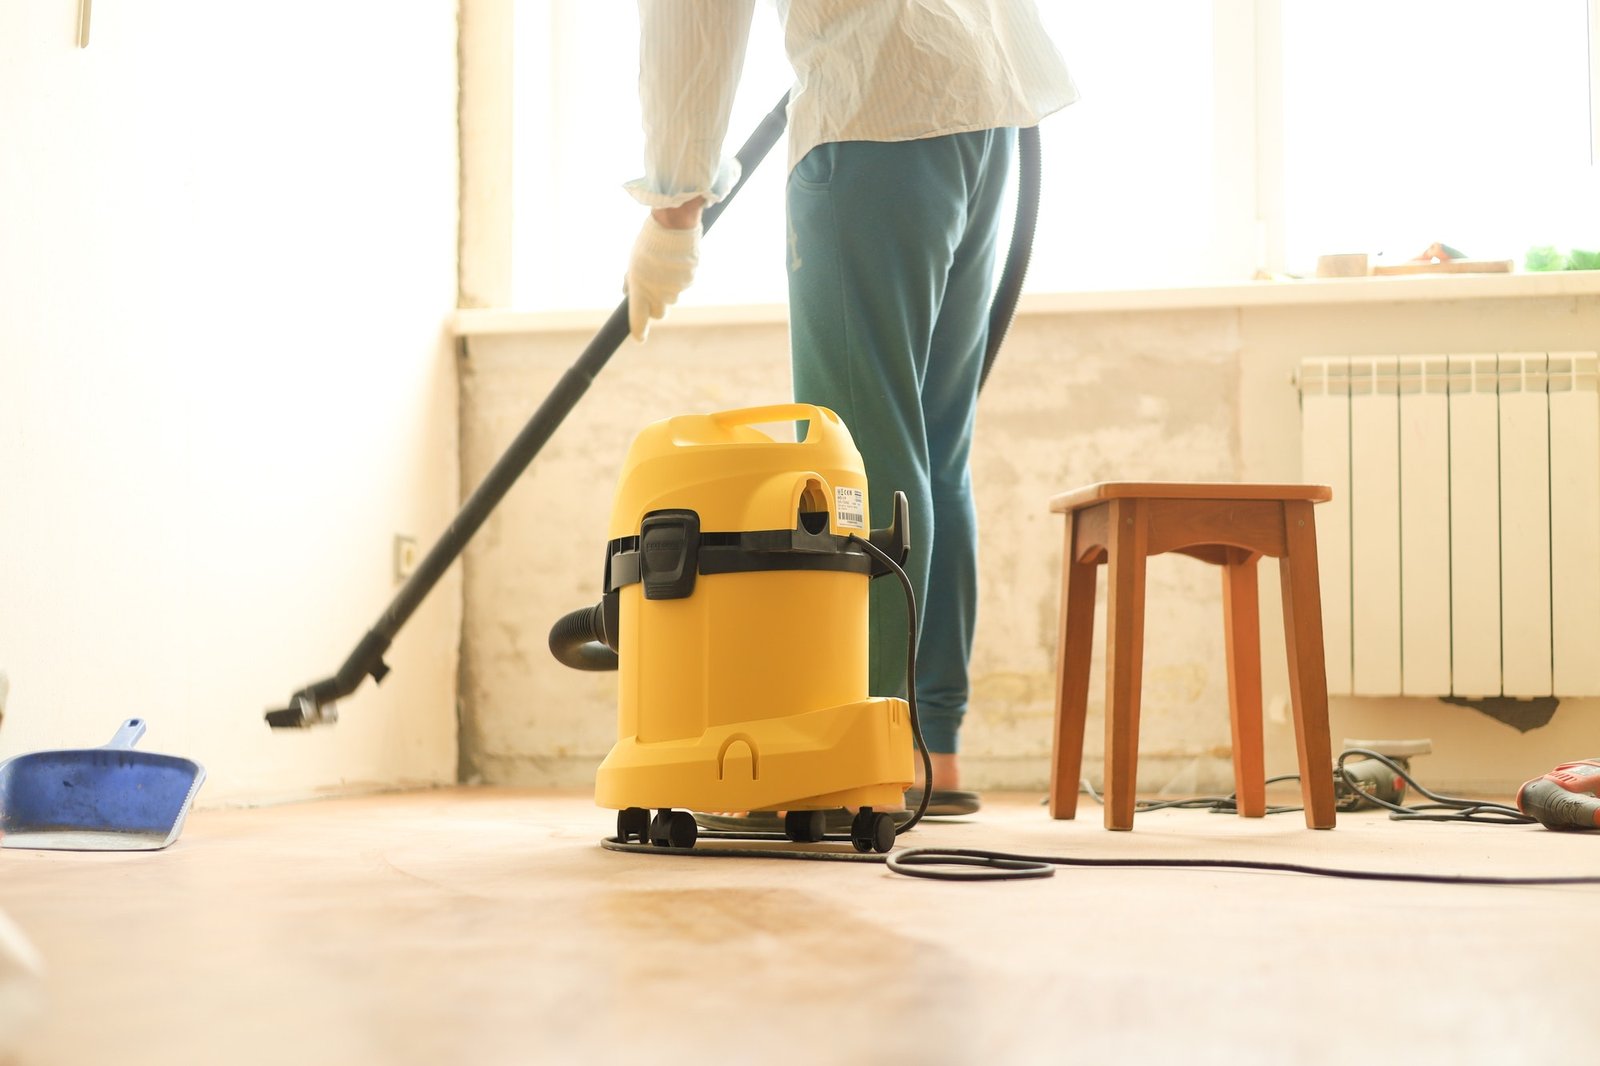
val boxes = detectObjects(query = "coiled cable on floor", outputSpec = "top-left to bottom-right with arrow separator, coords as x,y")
1077,775 -> 1307,816
1071,749 -> 1537,825
601,834 -> 1600,887
882,848 -> 1600,885
1334,748 -> 1535,824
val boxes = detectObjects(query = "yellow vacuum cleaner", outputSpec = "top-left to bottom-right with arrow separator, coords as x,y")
549,404 -> 915,853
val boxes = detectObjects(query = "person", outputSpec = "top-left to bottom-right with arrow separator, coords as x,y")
625,0 -> 1076,814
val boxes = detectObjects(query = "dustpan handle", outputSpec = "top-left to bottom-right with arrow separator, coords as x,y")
104,718 -> 147,750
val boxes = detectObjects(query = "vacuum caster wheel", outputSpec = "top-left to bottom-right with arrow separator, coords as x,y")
850,808 -> 896,854
650,809 -> 698,850
784,809 -> 827,844
617,806 -> 650,844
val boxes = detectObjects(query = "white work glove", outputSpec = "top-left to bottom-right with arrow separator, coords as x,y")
626,216 -> 700,342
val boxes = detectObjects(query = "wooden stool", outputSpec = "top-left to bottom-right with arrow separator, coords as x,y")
1047,482 -> 1338,831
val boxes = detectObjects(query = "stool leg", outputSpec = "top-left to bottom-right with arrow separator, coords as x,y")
1103,499 -> 1148,831
1222,554 -> 1266,818
1049,518 -> 1098,819
1279,501 -> 1337,829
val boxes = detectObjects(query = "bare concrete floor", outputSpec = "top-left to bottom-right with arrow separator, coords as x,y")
1,787 -> 1597,1065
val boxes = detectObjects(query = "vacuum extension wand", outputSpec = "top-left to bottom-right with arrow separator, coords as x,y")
267,94 -> 792,729
269,101 -> 1044,730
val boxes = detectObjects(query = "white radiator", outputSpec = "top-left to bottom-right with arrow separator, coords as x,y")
1299,352 -> 1600,698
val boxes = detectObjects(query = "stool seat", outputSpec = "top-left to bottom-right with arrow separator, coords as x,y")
1050,481 -> 1333,510
1048,481 -> 1338,831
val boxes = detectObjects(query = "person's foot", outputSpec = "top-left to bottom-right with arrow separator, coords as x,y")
907,751 -> 981,815
915,752 -> 961,792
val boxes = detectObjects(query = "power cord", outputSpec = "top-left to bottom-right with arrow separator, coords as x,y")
600,535 -> 1571,884
1071,748 -> 1536,825
1076,775 -> 1305,816
850,533 -> 933,839
883,847 -> 1600,884
600,834 -> 1600,887
1334,747 -> 1534,824
605,735 -> 1565,879
604,792 -> 1587,890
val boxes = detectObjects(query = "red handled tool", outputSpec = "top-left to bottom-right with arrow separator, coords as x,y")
1516,760 -> 1600,830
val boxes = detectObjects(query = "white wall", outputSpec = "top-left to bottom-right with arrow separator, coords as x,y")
459,288 -> 1600,798
0,3 -> 463,804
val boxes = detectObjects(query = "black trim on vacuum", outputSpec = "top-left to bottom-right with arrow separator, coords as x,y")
606,511 -> 875,595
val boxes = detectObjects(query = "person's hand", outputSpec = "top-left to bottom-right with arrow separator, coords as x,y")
626,201 -> 704,341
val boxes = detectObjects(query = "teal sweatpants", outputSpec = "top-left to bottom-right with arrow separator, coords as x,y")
786,128 -> 1015,754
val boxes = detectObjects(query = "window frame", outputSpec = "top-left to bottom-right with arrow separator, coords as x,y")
468,0 -> 1600,312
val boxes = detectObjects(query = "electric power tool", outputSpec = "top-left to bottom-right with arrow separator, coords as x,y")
1516,760 -> 1600,830
1335,738 -> 1431,811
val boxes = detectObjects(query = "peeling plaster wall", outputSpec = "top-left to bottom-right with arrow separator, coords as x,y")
459,325 -> 796,786
458,310 -> 1250,794
959,309 -> 1245,794
461,293 -> 1600,797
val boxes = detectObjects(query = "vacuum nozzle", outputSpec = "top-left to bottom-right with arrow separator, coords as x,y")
265,691 -> 340,729
265,629 -> 392,729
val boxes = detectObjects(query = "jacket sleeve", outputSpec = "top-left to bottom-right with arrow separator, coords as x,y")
625,0 -> 758,208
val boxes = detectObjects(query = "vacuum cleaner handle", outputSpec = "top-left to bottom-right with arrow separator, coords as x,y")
709,402 -> 847,446
267,93 -> 794,729
710,402 -> 831,428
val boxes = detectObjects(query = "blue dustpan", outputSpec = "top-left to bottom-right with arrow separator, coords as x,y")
0,719 -> 206,851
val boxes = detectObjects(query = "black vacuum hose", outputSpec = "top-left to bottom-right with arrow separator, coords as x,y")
982,124 -> 1041,392
549,598 -> 619,671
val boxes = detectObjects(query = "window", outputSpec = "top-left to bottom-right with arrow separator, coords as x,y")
1275,0 -> 1598,271
512,3 -> 790,311
509,1 -> 1599,311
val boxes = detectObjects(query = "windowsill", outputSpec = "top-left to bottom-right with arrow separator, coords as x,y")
452,270 -> 1600,337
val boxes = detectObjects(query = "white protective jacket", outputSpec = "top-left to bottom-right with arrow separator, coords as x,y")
627,0 -> 1078,208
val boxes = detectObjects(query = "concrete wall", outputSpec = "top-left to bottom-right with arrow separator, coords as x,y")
459,287 -> 1600,797
0,3 -> 463,805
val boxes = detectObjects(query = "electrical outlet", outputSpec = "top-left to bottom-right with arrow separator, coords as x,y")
393,535 -> 419,581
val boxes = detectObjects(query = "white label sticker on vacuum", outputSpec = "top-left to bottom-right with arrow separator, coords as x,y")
835,487 -> 865,530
